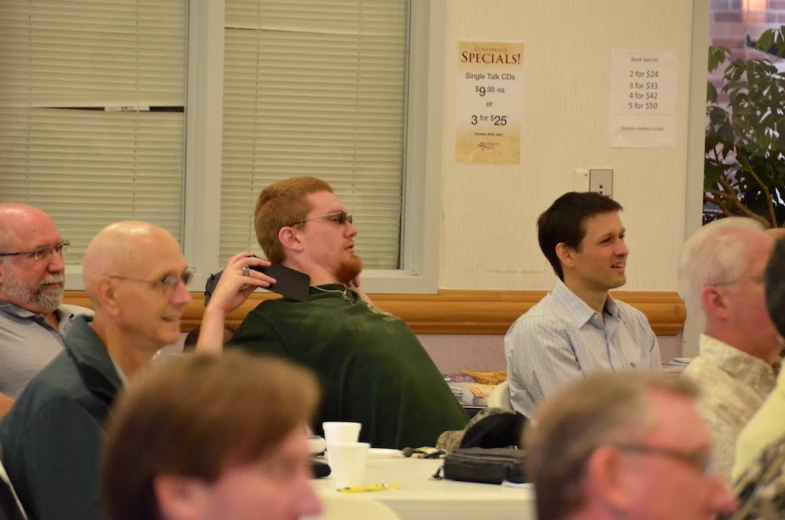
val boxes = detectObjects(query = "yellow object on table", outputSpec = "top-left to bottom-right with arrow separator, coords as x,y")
459,370 -> 507,385
338,483 -> 401,493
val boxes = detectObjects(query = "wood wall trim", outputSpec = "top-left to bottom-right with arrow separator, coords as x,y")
63,289 -> 685,336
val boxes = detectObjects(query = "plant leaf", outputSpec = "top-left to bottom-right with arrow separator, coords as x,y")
756,29 -> 776,55
707,81 -> 718,104
708,46 -> 731,73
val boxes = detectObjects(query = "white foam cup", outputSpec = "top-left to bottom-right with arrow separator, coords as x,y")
327,442 -> 370,489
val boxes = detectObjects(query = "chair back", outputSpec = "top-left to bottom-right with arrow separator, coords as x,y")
487,380 -> 511,409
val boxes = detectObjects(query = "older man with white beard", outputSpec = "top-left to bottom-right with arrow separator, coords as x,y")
0,203 -> 91,416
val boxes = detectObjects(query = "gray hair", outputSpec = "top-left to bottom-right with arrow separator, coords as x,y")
678,217 -> 766,325
525,372 -> 699,520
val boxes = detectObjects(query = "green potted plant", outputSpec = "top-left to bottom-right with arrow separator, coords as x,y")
704,26 -> 785,227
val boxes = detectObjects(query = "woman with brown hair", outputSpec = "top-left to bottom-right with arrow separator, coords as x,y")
102,351 -> 322,520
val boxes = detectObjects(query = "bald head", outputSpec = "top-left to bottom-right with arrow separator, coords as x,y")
83,222 -> 181,306
85,221 -> 190,357
0,203 -> 58,253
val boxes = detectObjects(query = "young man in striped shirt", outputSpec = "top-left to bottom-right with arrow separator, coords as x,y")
504,192 -> 661,418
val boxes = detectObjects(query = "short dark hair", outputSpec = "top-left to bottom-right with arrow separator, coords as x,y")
537,192 -> 623,280
765,236 -> 785,337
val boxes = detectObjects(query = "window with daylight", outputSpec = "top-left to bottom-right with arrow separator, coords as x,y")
219,0 -> 410,269
704,0 -> 785,227
0,0 -> 188,263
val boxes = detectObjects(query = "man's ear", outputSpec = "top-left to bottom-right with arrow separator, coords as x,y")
95,277 -> 121,316
701,285 -> 730,320
555,243 -> 576,272
278,226 -> 304,254
154,474 -> 208,520
584,446 -> 631,513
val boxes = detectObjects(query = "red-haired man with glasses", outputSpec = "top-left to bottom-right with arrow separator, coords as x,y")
0,203 -> 92,418
227,177 -> 469,450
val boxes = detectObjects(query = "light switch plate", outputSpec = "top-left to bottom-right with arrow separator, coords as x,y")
589,169 -> 613,197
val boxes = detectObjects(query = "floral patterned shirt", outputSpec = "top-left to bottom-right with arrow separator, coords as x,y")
682,334 -> 776,482
730,435 -> 785,520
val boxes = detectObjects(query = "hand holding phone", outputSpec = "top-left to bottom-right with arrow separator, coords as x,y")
205,261 -> 311,304
248,263 -> 311,302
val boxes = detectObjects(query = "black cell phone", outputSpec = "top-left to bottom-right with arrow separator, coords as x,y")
249,263 -> 311,302
204,263 -> 311,305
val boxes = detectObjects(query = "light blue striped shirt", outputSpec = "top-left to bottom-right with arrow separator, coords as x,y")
504,280 -> 661,418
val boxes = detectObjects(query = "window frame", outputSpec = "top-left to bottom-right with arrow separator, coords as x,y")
682,0 -> 711,357
64,0 -> 443,295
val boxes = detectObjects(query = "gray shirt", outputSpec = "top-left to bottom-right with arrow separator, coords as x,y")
0,299 -> 92,399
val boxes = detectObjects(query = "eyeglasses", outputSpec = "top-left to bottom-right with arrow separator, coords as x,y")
290,211 -> 353,227
612,443 -> 712,474
109,269 -> 194,296
0,240 -> 70,262
713,274 -> 765,287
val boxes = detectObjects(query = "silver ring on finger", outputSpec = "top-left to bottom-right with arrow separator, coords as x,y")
241,266 -> 250,277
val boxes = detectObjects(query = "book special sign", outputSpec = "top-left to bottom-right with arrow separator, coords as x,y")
608,50 -> 678,148
455,41 -> 524,164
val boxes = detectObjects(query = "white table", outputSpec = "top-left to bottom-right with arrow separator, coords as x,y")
312,457 -> 536,520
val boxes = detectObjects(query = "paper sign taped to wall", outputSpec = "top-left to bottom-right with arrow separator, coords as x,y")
608,50 -> 678,148
455,41 -> 525,164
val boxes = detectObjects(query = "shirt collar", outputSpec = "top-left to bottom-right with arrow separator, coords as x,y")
0,298 -> 38,319
64,316 -> 124,407
110,356 -> 128,388
0,298 -> 81,336
698,334 -> 776,384
551,279 -> 621,327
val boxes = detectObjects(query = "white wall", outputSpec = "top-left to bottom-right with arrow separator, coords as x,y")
438,0 -> 701,291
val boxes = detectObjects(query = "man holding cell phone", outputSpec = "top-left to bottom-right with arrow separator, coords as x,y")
227,176 -> 468,450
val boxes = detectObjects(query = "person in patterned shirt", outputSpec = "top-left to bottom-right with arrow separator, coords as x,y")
678,217 -> 780,481
728,235 -> 785,519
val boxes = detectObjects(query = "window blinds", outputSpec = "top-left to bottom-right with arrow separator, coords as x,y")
220,0 -> 409,269
0,0 -> 187,263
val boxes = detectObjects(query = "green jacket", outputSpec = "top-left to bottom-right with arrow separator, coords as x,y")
229,285 -> 469,449
0,316 -> 122,520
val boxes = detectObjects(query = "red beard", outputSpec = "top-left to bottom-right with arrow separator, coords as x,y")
336,253 -> 363,285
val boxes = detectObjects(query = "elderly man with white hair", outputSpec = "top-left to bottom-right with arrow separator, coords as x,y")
678,217 -> 781,482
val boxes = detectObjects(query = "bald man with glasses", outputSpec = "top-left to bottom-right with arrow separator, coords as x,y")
0,221 -> 274,520
0,203 -> 92,418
